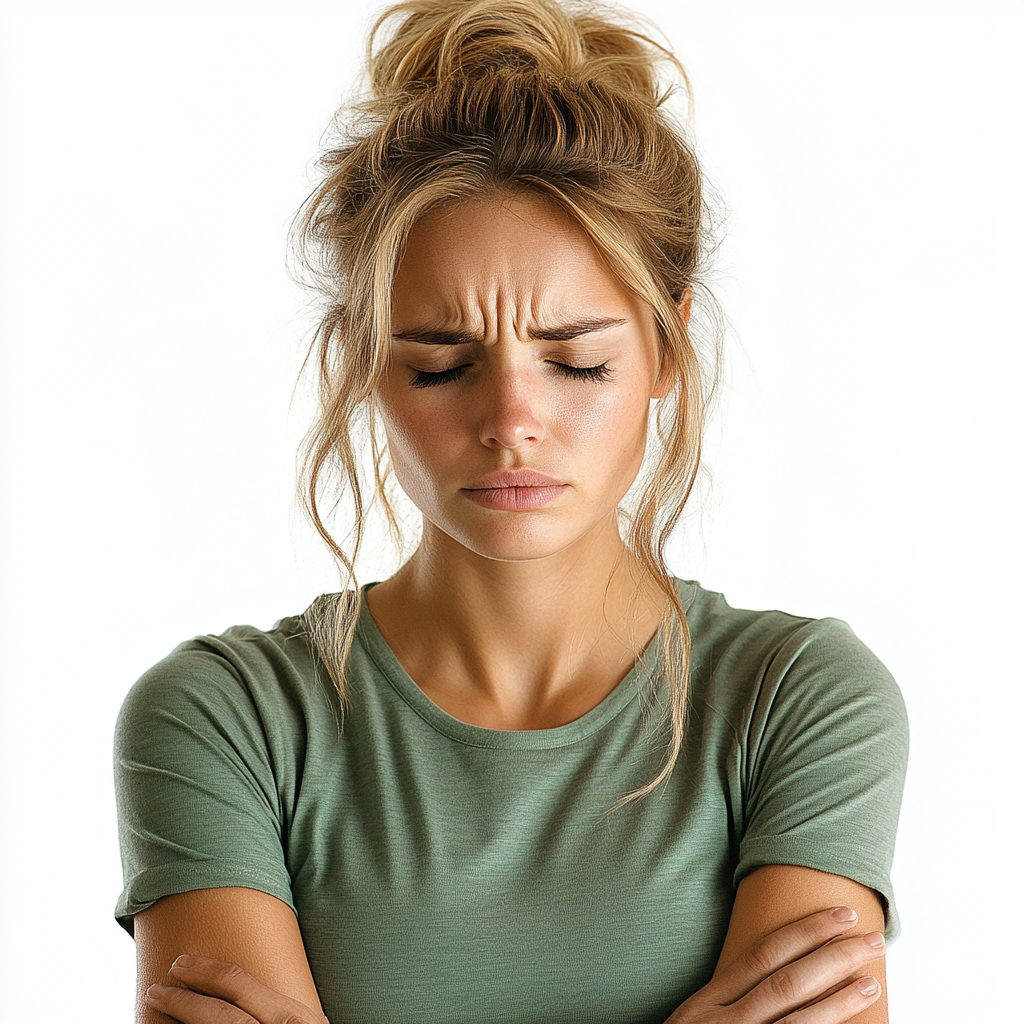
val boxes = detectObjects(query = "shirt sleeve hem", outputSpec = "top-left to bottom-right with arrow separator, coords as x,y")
115,862 -> 296,938
735,836 -> 900,941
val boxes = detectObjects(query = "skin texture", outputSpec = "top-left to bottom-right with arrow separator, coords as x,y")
134,888 -> 323,1023
368,193 -> 673,730
135,195 -> 888,1022
712,866 -> 888,1022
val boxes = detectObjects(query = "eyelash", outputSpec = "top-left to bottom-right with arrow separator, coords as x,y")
409,362 -> 615,388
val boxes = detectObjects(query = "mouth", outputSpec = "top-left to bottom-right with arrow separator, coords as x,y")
464,469 -> 563,489
461,469 -> 569,511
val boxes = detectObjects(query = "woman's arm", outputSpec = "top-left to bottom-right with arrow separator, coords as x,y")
133,887 -> 324,1024
136,877 -> 883,1024
713,865 -> 888,1022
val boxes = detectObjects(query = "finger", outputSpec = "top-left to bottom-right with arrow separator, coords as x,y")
163,955 -> 326,1024
712,907 -> 862,1003
735,931 -> 885,1020
147,983 -> 257,1024
778,975 -> 881,1023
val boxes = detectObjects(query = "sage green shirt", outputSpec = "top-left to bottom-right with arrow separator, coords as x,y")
114,581 -> 908,1023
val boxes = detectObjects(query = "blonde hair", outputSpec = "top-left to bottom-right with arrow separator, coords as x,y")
292,0 -> 721,809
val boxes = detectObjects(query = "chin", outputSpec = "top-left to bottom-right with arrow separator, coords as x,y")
430,506 -> 616,564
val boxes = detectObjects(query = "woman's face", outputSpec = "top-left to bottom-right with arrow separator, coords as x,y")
376,193 -> 670,564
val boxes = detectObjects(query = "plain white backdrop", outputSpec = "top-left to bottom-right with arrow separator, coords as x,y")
1,0 -> 1021,1021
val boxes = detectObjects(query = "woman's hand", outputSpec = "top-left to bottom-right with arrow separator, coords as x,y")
664,907 -> 883,1023
146,955 -> 330,1024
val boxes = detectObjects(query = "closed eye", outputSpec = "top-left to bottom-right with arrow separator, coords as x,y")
551,362 -> 615,383
410,365 -> 472,388
409,361 -> 616,388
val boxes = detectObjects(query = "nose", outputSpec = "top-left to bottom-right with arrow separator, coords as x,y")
477,362 -> 545,451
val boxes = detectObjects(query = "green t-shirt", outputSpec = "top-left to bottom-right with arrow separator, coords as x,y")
114,580 -> 908,1024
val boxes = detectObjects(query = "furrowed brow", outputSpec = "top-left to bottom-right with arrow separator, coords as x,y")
391,327 -> 481,346
529,317 -> 627,341
392,317 -> 627,345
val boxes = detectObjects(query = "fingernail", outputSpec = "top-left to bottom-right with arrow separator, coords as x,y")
857,976 -> 879,996
830,906 -> 857,922
172,954 -> 197,969
864,931 -> 885,949
146,984 -> 171,1000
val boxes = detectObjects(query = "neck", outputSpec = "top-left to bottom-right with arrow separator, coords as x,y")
365,514 -> 668,729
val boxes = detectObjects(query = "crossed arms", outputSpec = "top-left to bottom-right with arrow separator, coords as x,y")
135,864 -> 887,1024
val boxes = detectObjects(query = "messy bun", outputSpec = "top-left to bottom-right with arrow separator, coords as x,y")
294,0 -> 721,810
368,0 -> 679,105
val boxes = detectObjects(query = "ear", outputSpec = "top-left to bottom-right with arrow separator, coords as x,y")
679,286 -> 693,326
650,288 -> 692,400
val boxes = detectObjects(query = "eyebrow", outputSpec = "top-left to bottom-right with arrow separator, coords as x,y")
391,316 -> 628,345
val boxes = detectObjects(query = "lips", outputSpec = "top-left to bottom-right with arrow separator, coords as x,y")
463,469 -> 564,489
461,468 -> 568,510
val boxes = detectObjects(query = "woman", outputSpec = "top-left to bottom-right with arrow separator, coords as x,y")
114,1 -> 908,1021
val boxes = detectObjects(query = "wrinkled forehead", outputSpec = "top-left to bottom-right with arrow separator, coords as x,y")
392,193 -> 641,331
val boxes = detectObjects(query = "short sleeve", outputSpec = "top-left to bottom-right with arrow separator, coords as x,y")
735,618 -> 909,938
113,641 -> 296,936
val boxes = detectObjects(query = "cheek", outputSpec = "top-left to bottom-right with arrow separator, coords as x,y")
377,387 -> 465,481
555,382 -> 650,461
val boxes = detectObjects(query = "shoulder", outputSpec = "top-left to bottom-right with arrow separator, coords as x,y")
115,609 -> 332,757
112,612 -> 325,938
676,583 -> 909,935
676,579 -> 908,755
680,579 -> 903,697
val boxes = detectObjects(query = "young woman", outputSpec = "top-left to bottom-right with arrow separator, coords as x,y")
114,2 -> 908,1021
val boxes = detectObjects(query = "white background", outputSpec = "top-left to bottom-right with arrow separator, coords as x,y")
1,1 -> 1021,1021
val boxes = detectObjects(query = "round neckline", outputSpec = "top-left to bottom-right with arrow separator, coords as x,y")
354,583 -> 666,750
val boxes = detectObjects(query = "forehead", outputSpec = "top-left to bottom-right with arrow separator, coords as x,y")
392,194 -> 636,324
